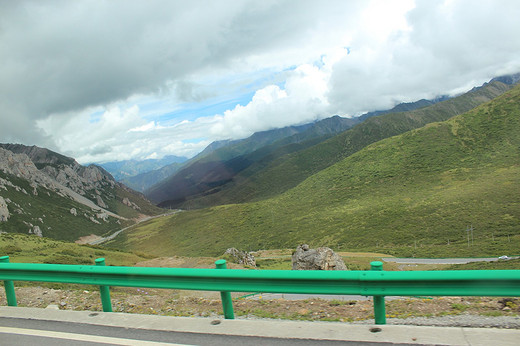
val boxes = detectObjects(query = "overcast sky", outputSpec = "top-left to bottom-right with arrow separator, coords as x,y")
1,0 -> 519,164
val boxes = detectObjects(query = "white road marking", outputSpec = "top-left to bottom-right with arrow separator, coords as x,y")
0,326 -> 193,346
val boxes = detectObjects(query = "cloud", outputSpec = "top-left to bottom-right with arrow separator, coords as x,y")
328,0 -> 520,114
209,63 -> 332,139
2,0 -> 520,163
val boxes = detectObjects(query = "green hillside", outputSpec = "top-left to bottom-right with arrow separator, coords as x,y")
181,81 -> 512,208
107,84 -> 520,258
0,233 -> 149,265
147,116 -> 358,205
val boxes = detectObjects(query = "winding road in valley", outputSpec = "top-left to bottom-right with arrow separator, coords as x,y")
87,210 -> 180,245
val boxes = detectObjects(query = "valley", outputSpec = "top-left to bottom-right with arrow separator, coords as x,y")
104,81 -> 520,259
1,75 -> 519,263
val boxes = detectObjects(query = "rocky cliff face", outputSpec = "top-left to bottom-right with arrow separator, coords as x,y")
0,144 -> 162,241
0,146 -> 114,211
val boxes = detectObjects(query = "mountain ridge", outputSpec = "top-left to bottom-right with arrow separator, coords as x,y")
0,144 -> 163,241
146,115 -> 360,204
107,83 -> 520,258
154,78 -> 513,209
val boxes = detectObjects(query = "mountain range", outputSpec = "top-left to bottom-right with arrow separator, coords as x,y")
145,77 -> 514,209
0,144 -> 162,242
100,155 -> 187,181
1,73 -> 518,260
106,80 -> 520,258
101,97 -> 445,194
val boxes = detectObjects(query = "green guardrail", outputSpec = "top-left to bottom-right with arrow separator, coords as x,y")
1,256 -> 519,325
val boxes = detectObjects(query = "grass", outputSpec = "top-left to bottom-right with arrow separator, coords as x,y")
446,258 -> 520,270
107,84 -> 520,258
0,233 -> 149,266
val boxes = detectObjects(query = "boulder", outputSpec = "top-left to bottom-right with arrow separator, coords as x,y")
96,195 -> 107,208
32,225 -> 43,237
291,244 -> 347,270
122,197 -> 141,210
0,196 -> 9,222
224,248 -> 256,267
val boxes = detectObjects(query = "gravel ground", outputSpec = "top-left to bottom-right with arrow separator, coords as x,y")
1,286 -> 519,329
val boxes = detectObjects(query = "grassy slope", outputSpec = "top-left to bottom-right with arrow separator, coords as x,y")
0,171 -> 163,242
186,81 -> 512,208
107,84 -> 520,258
103,184 -> 164,218
0,172 -> 131,241
0,233 -> 149,265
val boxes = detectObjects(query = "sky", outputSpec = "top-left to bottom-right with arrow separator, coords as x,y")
1,0 -> 520,164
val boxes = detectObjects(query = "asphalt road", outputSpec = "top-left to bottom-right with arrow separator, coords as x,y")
381,257 -> 518,264
3,307 -> 520,346
89,210 -> 180,245
0,317 -> 413,346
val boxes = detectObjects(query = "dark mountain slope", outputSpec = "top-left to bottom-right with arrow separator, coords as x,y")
147,115 -> 359,204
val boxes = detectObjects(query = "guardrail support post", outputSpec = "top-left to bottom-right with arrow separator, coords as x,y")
0,256 -> 17,307
95,258 -> 113,312
371,261 -> 386,325
215,259 -> 235,319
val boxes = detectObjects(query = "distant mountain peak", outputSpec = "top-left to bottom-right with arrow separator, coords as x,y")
491,72 -> 520,85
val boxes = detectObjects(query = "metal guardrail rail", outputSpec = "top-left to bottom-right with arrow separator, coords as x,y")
1,256 -> 519,324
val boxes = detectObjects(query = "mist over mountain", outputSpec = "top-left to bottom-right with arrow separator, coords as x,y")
146,115 -> 360,204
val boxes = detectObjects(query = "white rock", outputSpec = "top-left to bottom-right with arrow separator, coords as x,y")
0,196 -> 9,222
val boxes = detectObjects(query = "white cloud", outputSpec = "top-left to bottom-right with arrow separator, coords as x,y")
328,0 -> 520,114
2,0 -> 520,163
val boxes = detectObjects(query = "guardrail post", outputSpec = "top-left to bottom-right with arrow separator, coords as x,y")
371,261 -> 386,325
215,259 -> 235,319
95,258 -> 113,312
0,256 -> 17,307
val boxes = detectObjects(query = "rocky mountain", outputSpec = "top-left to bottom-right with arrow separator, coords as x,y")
0,144 -> 163,242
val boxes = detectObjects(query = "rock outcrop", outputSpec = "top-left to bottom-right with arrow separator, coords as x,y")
122,197 -> 141,210
0,196 -> 9,221
291,244 -> 347,270
224,248 -> 256,267
29,225 -> 42,237
0,146 -> 122,216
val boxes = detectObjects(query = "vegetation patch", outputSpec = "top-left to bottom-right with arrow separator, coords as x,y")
0,233 -> 149,266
